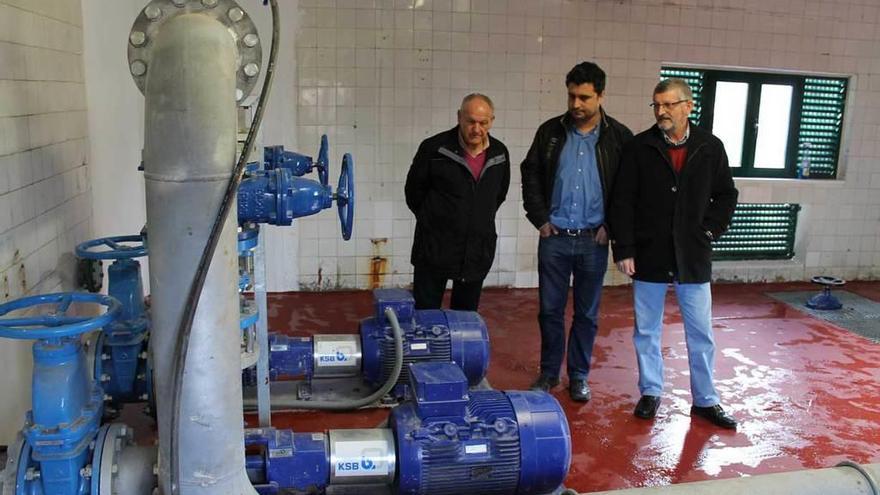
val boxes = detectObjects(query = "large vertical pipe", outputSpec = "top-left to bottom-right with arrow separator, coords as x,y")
143,13 -> 255,494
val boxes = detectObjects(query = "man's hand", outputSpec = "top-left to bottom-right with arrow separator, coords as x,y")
539,222 -> 558,238
616,258 -> 635,276
595,225 -> 608,245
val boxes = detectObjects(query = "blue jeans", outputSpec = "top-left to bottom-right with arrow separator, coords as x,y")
537,233 -> 607,381
632,280 -> 720,407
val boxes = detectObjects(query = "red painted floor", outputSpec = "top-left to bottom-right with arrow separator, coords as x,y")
255,281 -> 880,493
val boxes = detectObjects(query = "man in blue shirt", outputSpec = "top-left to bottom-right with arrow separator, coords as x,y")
521,62 -> 632,401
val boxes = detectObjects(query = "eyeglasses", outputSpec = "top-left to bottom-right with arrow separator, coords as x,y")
649,99 -> 689,111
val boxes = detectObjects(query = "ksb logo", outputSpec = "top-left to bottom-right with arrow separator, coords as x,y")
338,457 -> 377,472
319,351 -> 348,363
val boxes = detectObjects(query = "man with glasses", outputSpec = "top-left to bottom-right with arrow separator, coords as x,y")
405,93 -> 510,311
608,78 -> 739,428
521,61 -> 632,402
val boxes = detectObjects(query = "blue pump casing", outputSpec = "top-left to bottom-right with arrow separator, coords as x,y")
360,289 -> 490,392
391,363 -> 571,495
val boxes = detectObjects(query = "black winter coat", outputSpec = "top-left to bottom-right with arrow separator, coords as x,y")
608,125 -> 738,283
521,109 -> 633,229
405,127 -> 510,282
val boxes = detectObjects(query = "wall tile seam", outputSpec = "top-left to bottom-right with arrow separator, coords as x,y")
0,186 -> 90,244
0,39 -> 84,57
0,137 -> 89,161
0,2 -> 82,30
0,108 -> 90,120
0,175 -> 90,201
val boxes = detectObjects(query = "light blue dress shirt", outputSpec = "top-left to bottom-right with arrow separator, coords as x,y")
549,124 -> 603,229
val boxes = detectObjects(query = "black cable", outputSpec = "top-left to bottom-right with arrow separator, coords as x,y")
270,307 -> 405,411
169,2 -> 280,493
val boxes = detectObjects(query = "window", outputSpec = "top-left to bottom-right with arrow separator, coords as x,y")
660,67 -> 847,179
712,203 -> 801,261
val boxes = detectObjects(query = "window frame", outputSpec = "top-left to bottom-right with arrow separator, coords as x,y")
661,66 -> 848,180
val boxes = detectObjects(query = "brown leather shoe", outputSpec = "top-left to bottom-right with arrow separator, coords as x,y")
691,404 -> 738,429
634,395 -> 661,419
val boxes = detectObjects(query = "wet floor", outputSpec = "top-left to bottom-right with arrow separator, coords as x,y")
254,281 -> 880,493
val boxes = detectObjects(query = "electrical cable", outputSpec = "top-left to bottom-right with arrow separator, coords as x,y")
269,307 -> 405,411
168,1 -> 280,493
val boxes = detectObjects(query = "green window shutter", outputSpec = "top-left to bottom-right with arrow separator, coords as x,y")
660,67 -> 704,127
797,78 -> 847,179
713,203 -> 801,261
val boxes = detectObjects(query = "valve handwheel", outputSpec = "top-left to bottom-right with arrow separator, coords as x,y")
0,293 -> 121,340
76,235 -> 147,260
336,153 -> 355,241
811,275 -> 845,287
316,134 -> 330,187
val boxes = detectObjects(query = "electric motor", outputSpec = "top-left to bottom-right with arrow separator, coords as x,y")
391,363 -> 571,495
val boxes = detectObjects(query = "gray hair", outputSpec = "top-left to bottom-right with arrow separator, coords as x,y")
461,93 -> 495,112
654,78 -> 693,101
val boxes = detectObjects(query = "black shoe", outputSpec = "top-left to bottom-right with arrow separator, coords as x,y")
530,374 -> 560,392
634,395 -> 661,419
569,379 -> 591,402
691,404 -> 738,429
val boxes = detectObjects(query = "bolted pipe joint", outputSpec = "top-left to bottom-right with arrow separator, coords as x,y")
128,0 -> 262,105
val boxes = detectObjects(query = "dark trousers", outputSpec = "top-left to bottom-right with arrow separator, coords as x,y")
412,265 -> 484,311
537,233 -> 608,381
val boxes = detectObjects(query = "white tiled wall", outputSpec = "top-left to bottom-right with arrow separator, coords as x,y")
292,0 -> 880,289
0,0 -> 92,444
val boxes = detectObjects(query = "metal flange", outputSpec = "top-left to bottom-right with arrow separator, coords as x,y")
1,434 -> 31,495
91,424 -> 134,495
127,0 -> 263,104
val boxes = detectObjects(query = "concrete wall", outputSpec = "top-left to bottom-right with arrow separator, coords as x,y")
0,0 -> 92,445
293,0 -> 880,289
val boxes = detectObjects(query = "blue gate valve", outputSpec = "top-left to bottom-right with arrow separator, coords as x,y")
0,293 -> 121,495
239,140 -> 355,240
76,235 -> 152,413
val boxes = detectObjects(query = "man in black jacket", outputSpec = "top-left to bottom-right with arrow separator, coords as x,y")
405,93 -> 510,311
608,78 -> 739,428
521,62 -> 632,402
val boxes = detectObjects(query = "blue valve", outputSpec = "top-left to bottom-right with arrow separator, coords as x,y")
0,292 -> 121,495
75,234 -> 147,260
239,138 -> 355,239
264,134 -> 329,186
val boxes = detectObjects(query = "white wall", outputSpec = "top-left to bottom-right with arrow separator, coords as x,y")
293,0 -> 880,289
0,0 -> 92,445
81,0 -> 148,286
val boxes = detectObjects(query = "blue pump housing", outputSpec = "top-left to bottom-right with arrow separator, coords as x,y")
360,289 -> 490,392
252,289 -> 491,396
391,363 -> 571,495
244,362 -> 571,495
